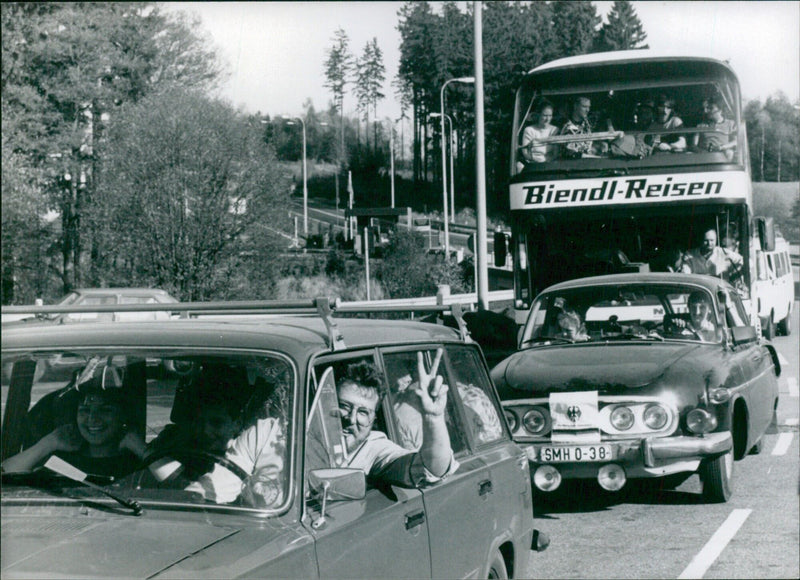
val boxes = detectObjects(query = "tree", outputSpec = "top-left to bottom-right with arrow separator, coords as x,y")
355,38 -> 386,153
745,93 -> 800,182
378,229 -> 467,298
596,0 -> 648,52
1,2 -> 224,299
324,27 -> 354,205
96,88 -> 291,301
551,0 -> 601,57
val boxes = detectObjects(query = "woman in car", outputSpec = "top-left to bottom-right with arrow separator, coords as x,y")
1,384 -> 145,478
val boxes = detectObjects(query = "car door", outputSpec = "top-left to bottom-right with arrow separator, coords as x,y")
720,289 -> 777,439
304,353 -> 432,579
383,345 -> 527,579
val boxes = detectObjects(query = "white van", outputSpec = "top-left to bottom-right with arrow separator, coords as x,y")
754,236 -> 794,338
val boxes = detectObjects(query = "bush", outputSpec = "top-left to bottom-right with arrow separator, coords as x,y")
378,229 -> 468,298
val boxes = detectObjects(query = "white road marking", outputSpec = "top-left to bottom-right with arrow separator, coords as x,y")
785,417 -> 799,426
678,509 -> 752,579
786,377 -> 799,398
778,353 -> 788,366
771,432 -> 794,456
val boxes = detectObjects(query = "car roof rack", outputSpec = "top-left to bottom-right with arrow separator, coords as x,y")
2,297 -> 474,351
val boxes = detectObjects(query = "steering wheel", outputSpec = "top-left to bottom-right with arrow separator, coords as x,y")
662,317 -> 702,340
139,448 -> 250,483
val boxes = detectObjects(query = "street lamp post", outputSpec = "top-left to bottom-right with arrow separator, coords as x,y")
283,115 -> 307,236
390,122 -> 395,209
430,112 -> 455,223
386,117 -> 401,209
440,77 -> 474,256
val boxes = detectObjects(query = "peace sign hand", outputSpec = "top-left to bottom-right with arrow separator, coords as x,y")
412,349 -> 448,417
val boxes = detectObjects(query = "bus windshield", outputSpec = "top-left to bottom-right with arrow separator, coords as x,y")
512,61 -> 743,176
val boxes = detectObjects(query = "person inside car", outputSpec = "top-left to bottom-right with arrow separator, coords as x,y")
682,228 -> 743,281
669,291 -> 721,342
141,382 -> 246,486
335,356 -> 457,487
1,380 -> 145,479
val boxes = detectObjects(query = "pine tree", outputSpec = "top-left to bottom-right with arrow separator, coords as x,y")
323,28 -> 354,201
596,0 -> 649,52
551,0 -> 601,57
355,38 -> 386,153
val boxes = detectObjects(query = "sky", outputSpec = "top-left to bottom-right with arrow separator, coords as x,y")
167,1 -> 800,121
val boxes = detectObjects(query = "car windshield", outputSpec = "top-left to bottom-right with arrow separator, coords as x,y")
520,283 -> 723,346
1,349 -> 294,512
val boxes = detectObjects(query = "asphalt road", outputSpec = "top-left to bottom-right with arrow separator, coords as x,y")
522,306 -> 800,579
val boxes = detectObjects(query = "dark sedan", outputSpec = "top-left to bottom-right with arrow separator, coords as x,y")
492,273 -> 781,502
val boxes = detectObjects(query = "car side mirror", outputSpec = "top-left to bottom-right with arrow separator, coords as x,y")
308,468 -> 366,529
730,325 -> 757,345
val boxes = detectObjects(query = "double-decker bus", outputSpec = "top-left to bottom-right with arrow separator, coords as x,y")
503,50 -> 776,327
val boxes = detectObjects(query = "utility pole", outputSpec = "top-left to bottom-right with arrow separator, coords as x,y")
474,1 -> 489,311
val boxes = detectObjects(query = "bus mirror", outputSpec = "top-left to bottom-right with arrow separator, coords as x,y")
493,230 -> 508,268
755,217 -> 775,252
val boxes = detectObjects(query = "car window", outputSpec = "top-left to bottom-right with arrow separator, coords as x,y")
382,348 -> 469,455
64,295 -> 116,322
1,350 -> 294,511
442,345 -> 506,447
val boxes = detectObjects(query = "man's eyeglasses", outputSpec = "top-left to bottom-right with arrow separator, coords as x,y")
338,401 -> 375,425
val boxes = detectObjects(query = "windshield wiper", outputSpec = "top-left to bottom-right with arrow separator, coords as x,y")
10,456 -> 144,515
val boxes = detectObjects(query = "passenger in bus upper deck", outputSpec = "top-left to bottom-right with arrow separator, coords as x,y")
560,96 -> 600,158
648,96 -> 686,152
519,100 -> 558,166
691,97 -> 736,159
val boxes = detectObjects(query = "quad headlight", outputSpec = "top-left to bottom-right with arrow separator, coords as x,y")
643,404 -> 669,430
503,408 -> 519,432
522,408 -> 549,435
610,406 -> 635,431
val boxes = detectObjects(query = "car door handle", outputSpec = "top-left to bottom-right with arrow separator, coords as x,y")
405,510 -> 425,530
479,479 -> 493,496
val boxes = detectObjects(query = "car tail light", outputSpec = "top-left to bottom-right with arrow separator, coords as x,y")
643,404 -> 669,430
522,408 -> 549,435
610,406 -> 634,430
504,408 -> 519,432
686,408 -> 718,434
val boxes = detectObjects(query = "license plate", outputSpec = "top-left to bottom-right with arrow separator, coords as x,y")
539,445 -> 613,463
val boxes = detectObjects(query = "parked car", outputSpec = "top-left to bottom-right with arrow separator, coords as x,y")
492,273 -> 781,503
1,288 -> 179,325
2,289 -> 180,384
1,299 -> 544,578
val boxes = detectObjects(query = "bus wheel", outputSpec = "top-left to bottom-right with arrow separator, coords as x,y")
778,312 -> 791,336
763,314 -> 776,340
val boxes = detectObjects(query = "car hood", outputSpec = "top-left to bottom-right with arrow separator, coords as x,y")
1,510 -> 243,578
493,342 -> 702,395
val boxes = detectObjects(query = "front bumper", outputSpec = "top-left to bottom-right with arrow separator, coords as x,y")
520,431 -> 732,479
